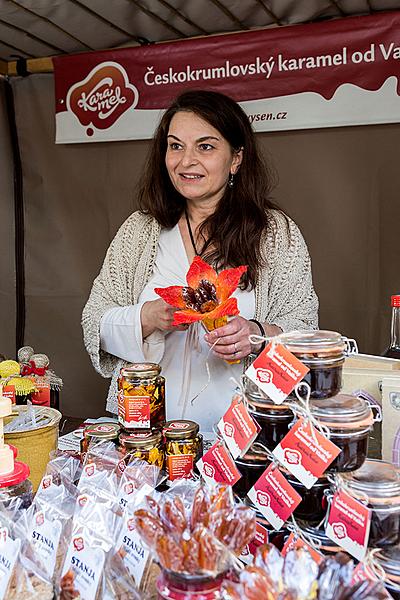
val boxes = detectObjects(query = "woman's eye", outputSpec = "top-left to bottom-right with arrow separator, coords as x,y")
198,143 -> 214,151
168,142 -> 182,150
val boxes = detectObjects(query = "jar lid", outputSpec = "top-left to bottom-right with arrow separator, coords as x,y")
236,448 -> 270,466
309,394 -> 373,428
375,545 -> 400,577
247,397 -> 294,417
84,422 -> 121,440
120,363 -> 161,378
339,459 -> 400,500
279,330 -> 346,357
163,420 -> 199,440
120,429 -> 162,450
0,461 -> 30,488
298,523 -> 342,550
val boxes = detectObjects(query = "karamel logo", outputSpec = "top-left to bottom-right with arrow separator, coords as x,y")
85,463 -> 95,477
224,422 -> 234,438
94,425 -> 114,432
256,368 -> 273,384
333,522 -> 347,540
78,494 -> 88,507
41,475 -> 52,490
256,490 -> 270,507
35,512 -> 45,527
283,448 -> 302,466
67,61 -> 139,136
73,537 -> 84,552
124,482 -> 135,495
168,422 -> 190,430
127,518 -> 135,532
203,462 -> 215,478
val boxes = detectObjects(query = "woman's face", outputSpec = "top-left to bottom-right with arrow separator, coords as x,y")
165,111 -> 242,207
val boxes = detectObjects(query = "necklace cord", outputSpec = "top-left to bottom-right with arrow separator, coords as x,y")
185,209 -> 200,257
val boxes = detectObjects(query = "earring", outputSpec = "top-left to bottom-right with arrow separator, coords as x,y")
228,173 -> 234,188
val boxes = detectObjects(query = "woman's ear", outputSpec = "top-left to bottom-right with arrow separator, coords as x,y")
231,147 -> 243,174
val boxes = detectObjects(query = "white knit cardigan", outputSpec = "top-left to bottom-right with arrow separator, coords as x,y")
82,209 -> 319,413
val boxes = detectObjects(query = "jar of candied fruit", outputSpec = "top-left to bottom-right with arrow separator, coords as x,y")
118,363 -> 165,431
80,422 -> 121,462
375,545 -> 400,599
119,429 -> 164,469
309,394 -> 374,472
280,330 -> 347,399
163,420 -> 203,482
338,459 -> 400,548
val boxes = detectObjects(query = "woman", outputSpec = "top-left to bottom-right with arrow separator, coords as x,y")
82,90 -> 318,435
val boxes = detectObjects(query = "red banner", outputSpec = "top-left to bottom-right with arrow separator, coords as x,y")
53,11 -> 400,143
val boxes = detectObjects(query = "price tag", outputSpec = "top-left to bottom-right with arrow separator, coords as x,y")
281,532 -> 323,564
197,441 -> 242,486
245,342 -> 309,404
247,464 -> 302,530
326,489 -> 371,561
116,515 -> 151,587
272,418 -> 341,489
217,395 -> 260,459
240,522 -> 269,564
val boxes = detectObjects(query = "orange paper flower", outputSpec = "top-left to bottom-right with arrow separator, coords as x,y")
155,256 -> 247,327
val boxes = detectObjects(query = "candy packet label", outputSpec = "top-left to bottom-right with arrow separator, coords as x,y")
326,489 -> 371,561
197,441 -> 241,486
118,393 -> 151,428
117,515 -> 151,586
281,531 -> 323,564
240,522 -> 269,564
272,418 -> 341,489
0,532 -> 21,600
62,534 -> 105,600
30,511 -> 62,578
245,342 -> 309,404
247,464 -> 302,530
217,395 -> 260,459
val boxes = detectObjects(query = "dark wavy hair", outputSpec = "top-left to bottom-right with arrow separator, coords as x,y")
137,90 -> 281,289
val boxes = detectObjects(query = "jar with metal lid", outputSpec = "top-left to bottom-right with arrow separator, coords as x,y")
297,522 -> 346,556
118,363 -> 165,431
233,445 -> 270,498
309,394 -> 374,472
163,420 -> 203,482
284,472 -> 330,523
374,545 -> 400,599
0,460 -> 33,509
338,459 -> 400,548
244,378 -> 294,451
80,422 -> 121,461
280,330 -> 347,399
119,429 -> 164,469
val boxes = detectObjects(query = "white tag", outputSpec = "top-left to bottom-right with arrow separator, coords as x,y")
62,535 -> 105,600
0,532 -> 21,600
30,511 -> 62,578
117,515 -> 150,586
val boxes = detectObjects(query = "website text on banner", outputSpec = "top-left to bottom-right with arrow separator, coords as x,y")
53,11 -> 400,143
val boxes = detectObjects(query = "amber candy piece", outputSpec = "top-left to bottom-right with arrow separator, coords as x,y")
134,509 -> 165,548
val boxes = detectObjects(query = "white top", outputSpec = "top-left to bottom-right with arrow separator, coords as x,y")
100,224 -> 255,436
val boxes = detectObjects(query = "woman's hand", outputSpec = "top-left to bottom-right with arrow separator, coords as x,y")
141,299 -> 186,338
204,316 -> 261,360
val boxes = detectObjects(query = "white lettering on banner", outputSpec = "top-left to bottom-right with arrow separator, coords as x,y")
278,48 -> 348,72
379,43 -> 400,60
77,80 -> 127,120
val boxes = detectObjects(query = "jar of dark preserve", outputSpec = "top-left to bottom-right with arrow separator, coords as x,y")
284,472 -> 330,524
309,394 -> 374,472
280,330 -> 347,399
244,378 -> 294,451
374,545 -> 400,600
338,459 -> 400,548
233,445 -> 270,498
297,522 -> 346,556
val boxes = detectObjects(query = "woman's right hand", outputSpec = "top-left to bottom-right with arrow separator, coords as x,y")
141,298 -> 185,338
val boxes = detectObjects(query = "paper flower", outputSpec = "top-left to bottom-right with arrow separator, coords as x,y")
155,256 -> 247,327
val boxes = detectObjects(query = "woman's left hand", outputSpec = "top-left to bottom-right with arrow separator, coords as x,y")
204,316 -> 260,360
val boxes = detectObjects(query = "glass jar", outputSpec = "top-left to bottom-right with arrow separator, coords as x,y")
375,545 -> 400,600
244,378 -> 294,451
297,522 -> 346,556
119,429 -> 164,469
233,446 -> 270,498
338,459 -> 400,548
118,363 -> 165,431
285,473 -> 330,523
0,461 -> 33,509
163,420 -> 203,482
280,330 -> 347,399
157,570 -> 225,600
309,394 -> 374,472
80,422 -> 121,461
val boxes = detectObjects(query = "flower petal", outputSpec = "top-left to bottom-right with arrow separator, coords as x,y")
172,309 -> 203,326
186,256 -> 217,289
155,286 -> 186,308
202,297 -> 239,320
216,265 -> 247,301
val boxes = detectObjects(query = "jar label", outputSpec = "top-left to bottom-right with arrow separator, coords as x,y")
167,454 -> 194,481
61,534 -> 105,600
116,515 -> 151,586
2,386 -> 15,405
272,417 -> 341,489
247,464 -> 302,530
325,489 -> 371,561
281,532 -> 323,564
240,522 -> 269,564
0,530 -> 20,600
30,511 -> 62,578
245,342 -> 309,405
217,395 -> 261,459
118,392 -> 151,428
197,441 -> 242,486
31,381 -> 51,406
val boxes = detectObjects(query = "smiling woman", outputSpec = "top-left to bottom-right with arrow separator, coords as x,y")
82,90 -> 319,434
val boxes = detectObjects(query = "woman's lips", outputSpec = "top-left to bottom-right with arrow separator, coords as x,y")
179,173 -> 204,180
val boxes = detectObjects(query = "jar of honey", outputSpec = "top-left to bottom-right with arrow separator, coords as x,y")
80,422 -> 121,462
163,420 -> 203,482
118,363 -> 165,431
309,394 -> 374,472
280,330 -> 347,399
119,430 -> 164,469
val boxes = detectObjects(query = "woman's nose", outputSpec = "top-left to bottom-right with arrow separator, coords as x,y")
180,146 -> 197,166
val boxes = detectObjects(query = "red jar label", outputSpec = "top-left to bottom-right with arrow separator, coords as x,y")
247,464 -> 302,530
273,418 -> 341,489
326,489 -> 371,561
32,382 -> 51,406
167,455 -> 194,481
118,392 -> 150,428
197,441 -> 242,486
2,386 -> 15,404
217,395 -> 260,459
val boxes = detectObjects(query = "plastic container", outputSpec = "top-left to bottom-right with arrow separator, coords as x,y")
157,570 -> 225,599
309,394 -> 374,472
163,420 -> 203,482
233,446 -> 270,497
0,459 -> 33,508
280,330 -> 347,399
285,473 -> 330,523
120,429 -> 164,469
375,545 -> 400,599
118,362 -> 165,430
338,459 -> 400,548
